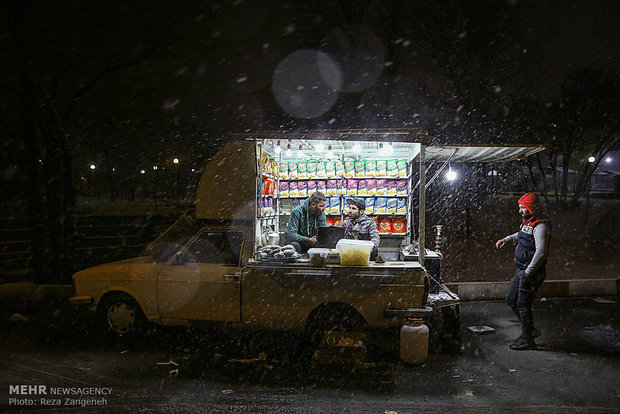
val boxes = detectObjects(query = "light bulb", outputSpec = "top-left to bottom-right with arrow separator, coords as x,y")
316,142 -> 324,152
275,141 -> 281,153
446,168 -> 457,181
352,143 -> 361,153
326,145 -> 333,158
297,145 -> 303,157
286,143 -> 292,156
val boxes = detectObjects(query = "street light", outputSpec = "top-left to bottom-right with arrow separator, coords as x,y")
89,164 -> 96,196
446,166 -> 457,181
588,156 -> 595,163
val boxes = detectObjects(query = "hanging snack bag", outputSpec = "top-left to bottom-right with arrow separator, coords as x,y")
289,181 -> 299,197
326,179 -> 337,196
343,200 -> 350,214
365,159 -> 376,177
325,161 -> 336,177
355,160 -> 366,177
397,198 -> 407,214
317,180 -> 326,193
365,197 -> 375,214
378,218 -> 392,233
335,160 -> 345,177
337,179 -> 344,195
344,160 -> 355,178
387,180 -> 398,195
331,197 -> 341,214
306,160 -> 317,178
347,179 -> 358,195
392,217 -> 406,233
366,179 -> 377,196
279,181 -> 289,197
307,180 -> 317,195
376,179 -> 388,195
272,161 -> 279,178
358,179 -> 368,196
387,198 -> 398,214
288,161 -> 298,179
298,180 -> 308,197
387,159 -> 398,177
376,197 -> 387,214
316,160 -> 326,178
397,180 -> 407,196
297,160 -> 307,179
376,160 -> 387,177
398,159 -> 407,177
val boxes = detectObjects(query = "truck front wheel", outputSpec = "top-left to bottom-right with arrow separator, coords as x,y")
99,293 -> 145,336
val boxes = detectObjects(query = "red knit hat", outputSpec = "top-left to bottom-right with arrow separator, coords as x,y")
518,192 -> 538,215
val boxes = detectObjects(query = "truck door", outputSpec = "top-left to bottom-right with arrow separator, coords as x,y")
157,230 -> 244,322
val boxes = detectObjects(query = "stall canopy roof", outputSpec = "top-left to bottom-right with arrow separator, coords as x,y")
424,145 -> 545,163
233,129 -> 544,163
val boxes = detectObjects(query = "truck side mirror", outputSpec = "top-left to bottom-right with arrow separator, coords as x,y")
173,251 -> 187,265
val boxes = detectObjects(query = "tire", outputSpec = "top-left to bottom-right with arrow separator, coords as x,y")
99,294 -> 145,336
303,304 -> 369,362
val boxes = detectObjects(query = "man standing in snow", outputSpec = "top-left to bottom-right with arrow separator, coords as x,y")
495,193 -> 551,350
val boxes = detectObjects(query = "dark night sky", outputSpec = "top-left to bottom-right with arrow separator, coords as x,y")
2,0 -> 619,177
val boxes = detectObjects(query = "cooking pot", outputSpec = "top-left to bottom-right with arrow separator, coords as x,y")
317,226 -> 344,248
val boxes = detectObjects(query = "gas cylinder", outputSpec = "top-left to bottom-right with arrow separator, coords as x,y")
400,317 -> 429,364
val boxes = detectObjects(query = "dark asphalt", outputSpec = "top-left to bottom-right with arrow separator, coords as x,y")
0,297 -> 618,413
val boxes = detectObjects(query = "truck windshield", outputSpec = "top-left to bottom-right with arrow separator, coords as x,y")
146,209 -> 199,262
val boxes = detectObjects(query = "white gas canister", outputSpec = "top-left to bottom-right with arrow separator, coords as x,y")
400,318 -> 429,364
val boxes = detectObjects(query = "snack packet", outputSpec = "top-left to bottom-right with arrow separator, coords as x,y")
387,159 -> 398,177
326,179 -> 337,196
365,159 -> 376,177
387,180 -> 397,195
347,179 -> 358,195
325,161 -> 336,177
396,180 -> 407,196
397,198 -> 407,214
378,218 -> 392,233
365,197 -> 375,214
289,181 -> 299,197
358,179 -> 368,196
307,180 -> 317,195
392,217 -> 406,233
387,198 -> 398,214
297,161 -> 307,179
355,161 -> 365,177
376,179 -> 388,195
288,161 -> 298,179
366,179 -> 377,196
317,180 -> 326,193
306,160 -> 317,178
376,160 -> 387,177
316,160 -> 326,178
279,181 -> 289,197
375,197 -> 387,214
298,180 -> 307,197
344,160 -> 355,178
397,159 -> 407,177
335,161 -> 345,177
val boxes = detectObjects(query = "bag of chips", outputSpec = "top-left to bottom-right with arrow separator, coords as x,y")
392,217 -> 406,233
298,180 -> 307,197
387,180 -> 397,195
316,160 -> 326,178
378,217 -> 392,233
358,179 -> 368,196
317,180 -> 326,193
387,159 -> 398,177
347,179 -> 358,195
397,198 -> 407,214
376,160 -> 387,177
375,197 -> 387,214
344,160 -> 355,178
365,159 -> 376,177
297,161 -> 307,179
306,160 -> 317,178
397,159 -> 407,177
325,161 -> 336,177
288,162 -> 298,179
367,179 -> 377,196
307,180 -> 317,195
335,161 -> 345,177
396,180 -> 407,196
289,181 -> 299,197
376,179 -> 388,195
387,198 -> 398,214
355,161 -> 365,177
365,197 -> 375,214
279,181 -> 289,197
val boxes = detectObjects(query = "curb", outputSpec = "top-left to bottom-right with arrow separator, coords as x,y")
446,279 -> 619,301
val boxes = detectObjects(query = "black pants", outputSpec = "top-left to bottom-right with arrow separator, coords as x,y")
506,268 -> 545,340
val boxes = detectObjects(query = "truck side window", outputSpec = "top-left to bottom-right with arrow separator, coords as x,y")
186,231 -> 244,265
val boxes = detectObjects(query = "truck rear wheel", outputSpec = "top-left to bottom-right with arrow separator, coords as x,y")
99,293 -> 145,336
